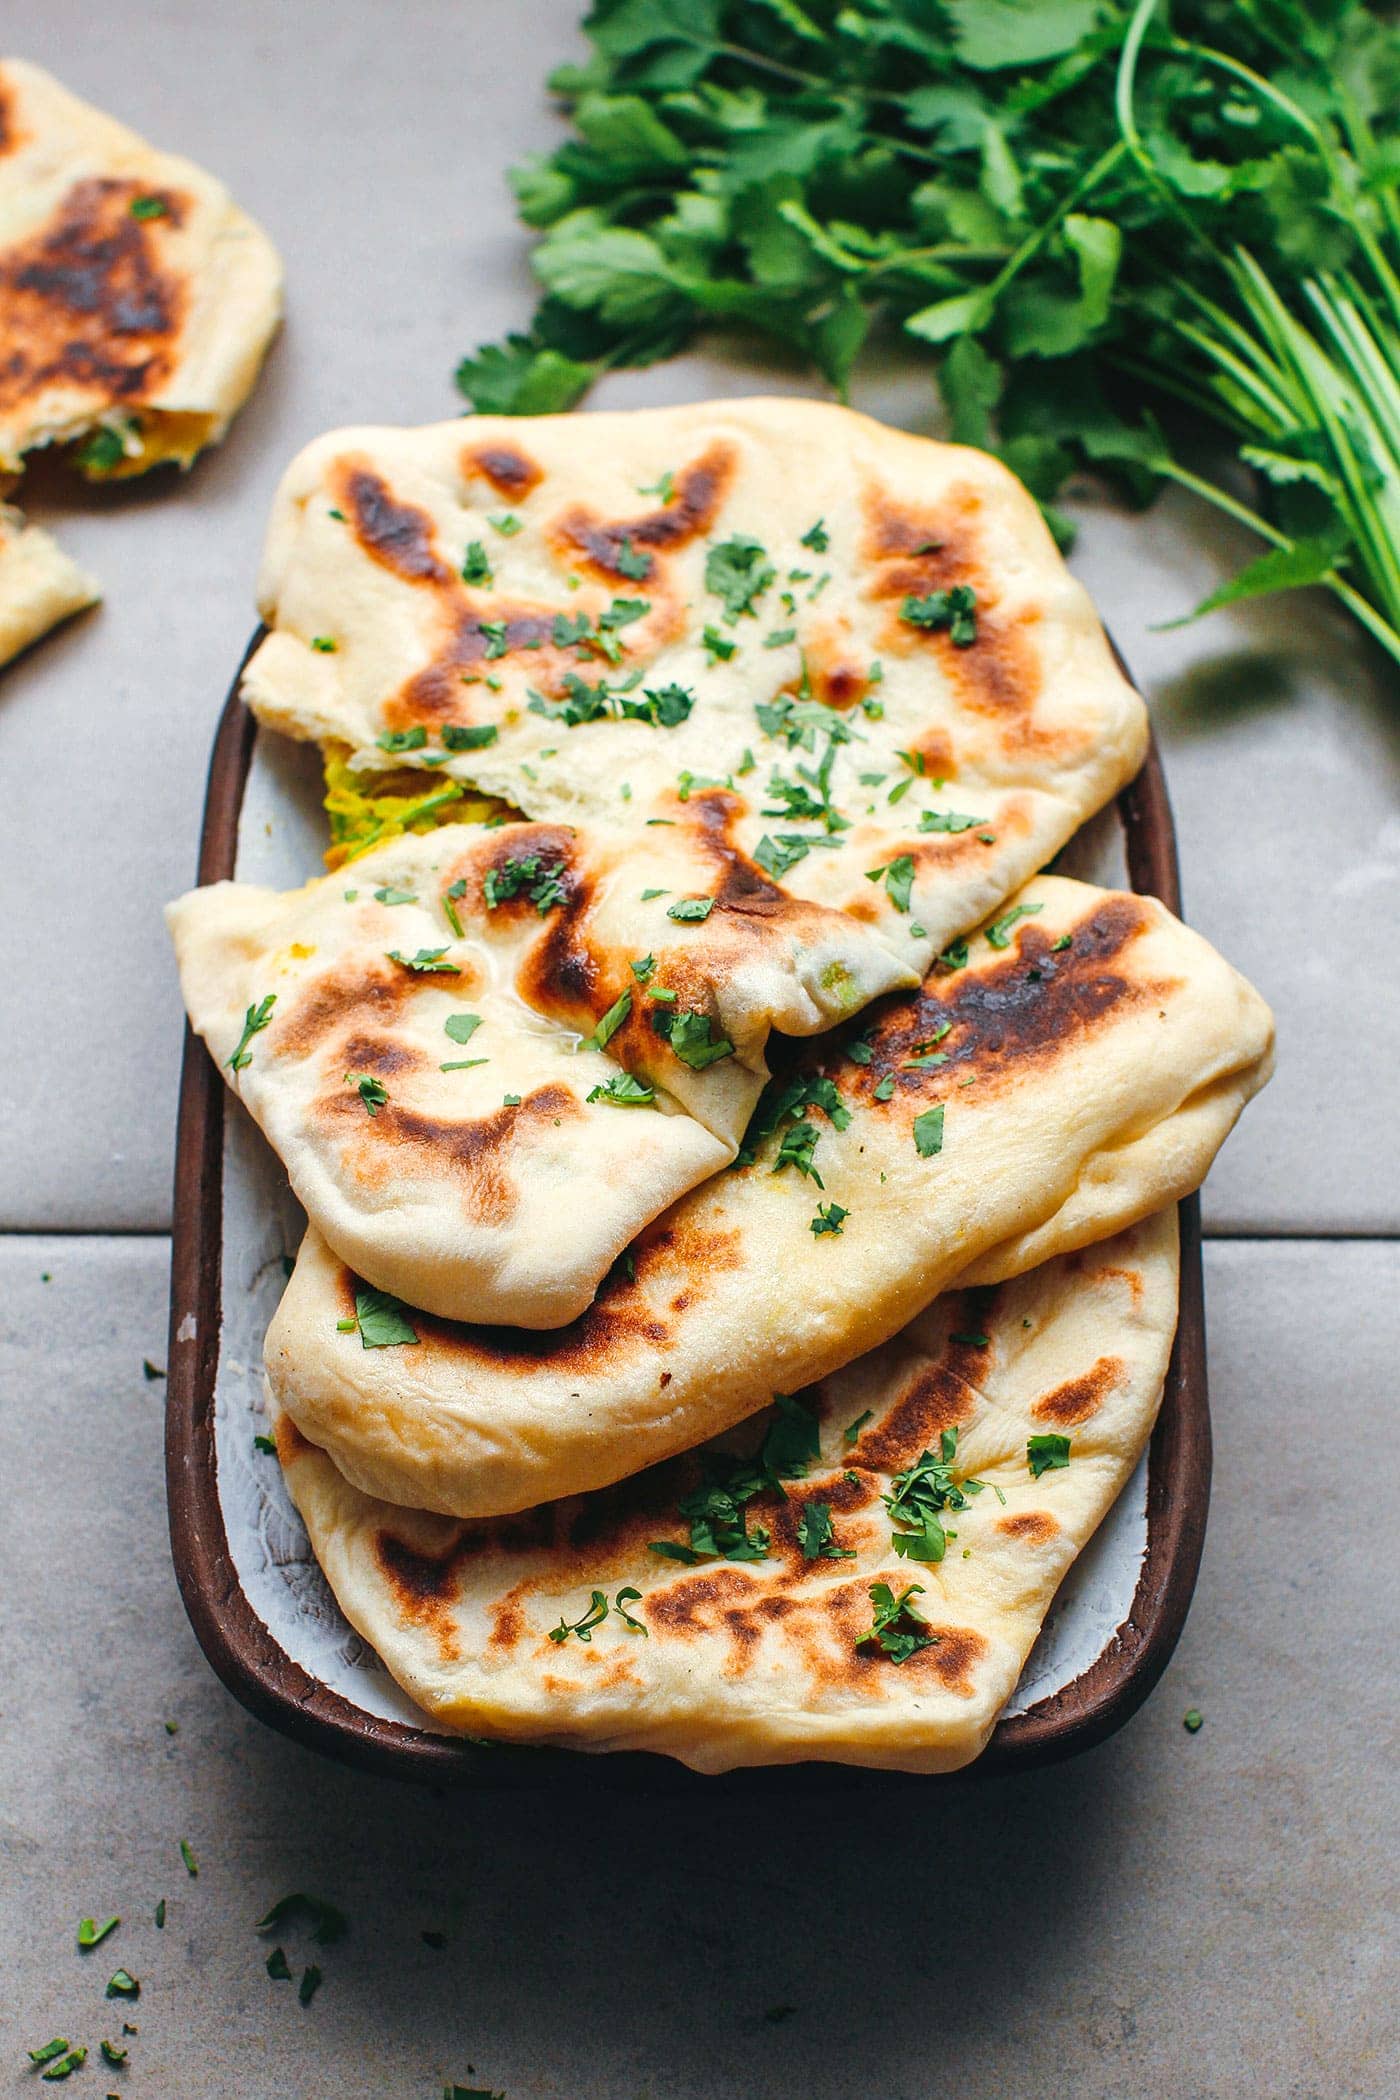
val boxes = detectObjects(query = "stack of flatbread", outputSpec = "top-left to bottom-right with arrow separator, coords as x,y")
0,58 -> 282,667
169,398 -> 1274,1773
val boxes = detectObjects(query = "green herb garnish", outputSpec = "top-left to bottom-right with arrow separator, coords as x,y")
1027,1433 -> 1072,1479
583,989 -> 632,1052
352,1287 -> 419,1349
913,1105 -> 945,1158
387,946 -> 458,973
77,1916 -> 119,1949
227,993 -> 276,1072
985,902 -> 1044,950
461,541 -> 493,585
587,1072 -> 656,1107
483,853 -> 568,912
810,1202 -> 848,1236
549,1591 -> 609,1644
859,1582 -> 939,1665
666,896 -> 713,922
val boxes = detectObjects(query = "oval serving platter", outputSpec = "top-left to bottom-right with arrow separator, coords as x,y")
166,635 -> 1209,1791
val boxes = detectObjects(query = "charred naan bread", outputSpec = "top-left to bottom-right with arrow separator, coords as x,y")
265,877 -> 1273,1516
0,58 -> 281,477
241,398 -> 1147,1001
166,826 -> 739,1330
0,501 -> 97,663
273,1211 -> 1180,1774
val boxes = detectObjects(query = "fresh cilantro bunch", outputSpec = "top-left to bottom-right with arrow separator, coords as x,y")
457,0 -> 1400,664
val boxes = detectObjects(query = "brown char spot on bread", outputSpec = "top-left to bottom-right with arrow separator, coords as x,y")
817,1582 -> 988,1695
274,963 -> 413,1058
339,463 -> 453,586
846,897 -> 1165,1105
846,1342 -> 986,1473
410,1213 -> 744,1374
861,479 -> 1051,739
0,177 -> 189,414
1032,1354 -> 1125,1426
464,443 -> 542,499
272,1413 -> 312,1464
997,1511 -> 1060,1544
0,76 -> 20,156
548,439 -> 736,577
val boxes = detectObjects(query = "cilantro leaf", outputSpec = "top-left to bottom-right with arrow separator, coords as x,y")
444,1013 -> 484,1045
666,896 -> 714,922
227,994 -> 276,1073
810,1202 -> 848,1236
985,901 -> 1044,949
352,1287 -> 419,1349
483,853 -> 568,912
913,1106 -> 946,1158
901,586 -> 978,647
859,1582 -> 939,1664
1028,1433 -> 1072,1479
587,1072 -> 656,1106
549,1590 -> 610,1644
705,535 -> 775,619
387,947 -> 458,973
797,1500 -> 854,1558
583,989 -> 632,1052
660,1008 -> 734,1069
441,722 -> 499,751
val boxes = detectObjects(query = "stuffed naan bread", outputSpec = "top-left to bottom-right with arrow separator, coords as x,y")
167,826 -> 738,1331
0,502 -> 97,664
241,398 -> 1147,994
0,58 -> 281,477
264,877 -> 1272,1515
273,1210 -> 1180,1775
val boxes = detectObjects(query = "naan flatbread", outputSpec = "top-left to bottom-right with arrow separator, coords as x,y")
0,501 -> 97,664
265,877 -> 1273,1516
166,828 -> 736,1331
0,58 -> 281,476
241,398 -> 1148,1010
273,1210 -> 1180,1775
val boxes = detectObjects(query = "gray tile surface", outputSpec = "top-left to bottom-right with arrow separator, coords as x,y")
3,1233 -> 1394,2099
0,1 -> 1393,1235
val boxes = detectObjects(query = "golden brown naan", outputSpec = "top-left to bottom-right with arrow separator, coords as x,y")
274,1211 -> 1180,1775
241,398 -> 1148,1006
264,877 -> 1272,1516
0,58 -> 281,477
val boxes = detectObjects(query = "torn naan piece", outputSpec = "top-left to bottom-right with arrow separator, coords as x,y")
241,397 -> 1147,1001
0,502 -> 98,664
265,877 -> 1273,1516
0,58 -> 281,477
273,1211 -> 1180,1775
166,827 -> 738,1330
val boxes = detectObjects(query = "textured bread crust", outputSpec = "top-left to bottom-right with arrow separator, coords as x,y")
0,57 -> 281,475
262,877 -> 1273,1516
0,502 -> 97,663
275,1212 -> 1180,1775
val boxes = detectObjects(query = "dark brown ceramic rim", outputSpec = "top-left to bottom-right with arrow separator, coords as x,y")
166,633 -> 1209,1792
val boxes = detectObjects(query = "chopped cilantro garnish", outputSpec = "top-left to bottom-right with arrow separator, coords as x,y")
347,1073 -> 388,1116
844,1409 -> 873,1447
267,1947 -> 292,1980
587,1072 -> 655,1107
387,946 -> 457,973
549,1591 -> 609,1644
311,635 -> 337,653
1053,933 -> 1074,952
884,1429 -> 972,1562
613,1586 -> 648,1635
705,535 -> 774,620
503,1093 -> 522,1106
227,993 -> 276,1073
441,722 -> 499,751
613,534 -> 652,579
639,470 -> 675,504
461,541 -> 493,585
78,1916 -> 120,1949
28,2041 -> 70,2067
764,627 -> 797,649
478,619 -> 509,660
659,1008 -> 734,1069
810,1202 -> 848,1236
489,513 -> 522,535
873,1074 -> 895,1101
1027,1433 -> 1071,1479
180,1839 -> 198,1877
483,853 -> 568,912
299,1965 -> 323,2007
702,624 -> 736,661
774,1120 -> 824,1185
901,585 -> 977,646
253,1434 -> 276,1454
583,989 -> 632,1052
353,1286 -> 419,1349
859,1582 -> 939,1663
374,886 -> 417,906
377,725 -> 427,753
106,1969 -> 139,1998
130,194 -> 168,219
630,953 -> 655,982
440,1058 -> 489,1072
800,519 -> 829,553
920,808 -> 985,834
913,1106 -> 945,1157
797,1501 -> 854,1558
1184,1709 -> 1204,1734
985,902 -> 1044,950
38,2046 -> 86,2080
666,896 -> 714,922
444,1013 -> 484,1046
99,2039 -> 127,2065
